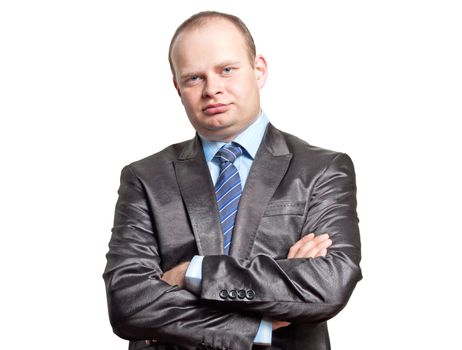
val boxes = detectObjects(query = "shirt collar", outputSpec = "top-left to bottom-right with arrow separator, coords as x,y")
200,111 -> 269,162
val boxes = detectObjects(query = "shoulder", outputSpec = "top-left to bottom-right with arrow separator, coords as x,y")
121,137 -> 195,178
274,127 -> 357,189
273,125 -> 354,168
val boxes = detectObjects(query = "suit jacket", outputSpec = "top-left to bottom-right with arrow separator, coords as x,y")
103,123 -> 362,350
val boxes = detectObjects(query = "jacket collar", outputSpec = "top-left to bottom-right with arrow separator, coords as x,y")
174,124 -> 292,257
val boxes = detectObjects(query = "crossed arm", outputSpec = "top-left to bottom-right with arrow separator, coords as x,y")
161,233 -> 333,331
104,153 -> 361,349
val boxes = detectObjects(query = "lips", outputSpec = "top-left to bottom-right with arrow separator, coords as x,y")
203,103 -> 230,115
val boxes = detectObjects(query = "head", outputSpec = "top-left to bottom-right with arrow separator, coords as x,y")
169,11 -> 268,142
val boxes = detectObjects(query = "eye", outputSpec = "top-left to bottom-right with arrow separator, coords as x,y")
223,67 -> 234,74
183,75 -> 202,86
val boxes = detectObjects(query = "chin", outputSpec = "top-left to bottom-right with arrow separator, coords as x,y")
204,114 -> 236,130
199,124 -> 236,141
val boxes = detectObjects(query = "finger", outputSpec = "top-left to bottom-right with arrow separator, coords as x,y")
302,237 -> 332,259
310,238 -> 332,258
294,236 -> 331,258
161,269 -> 174,283
316,248 -> 328,257
293,239 -> 317,258
308,236 -> 332,255
315,246 -> 329,258
272,321 -> 291,330
314,233 -> 330,242
288,233 -> 314,258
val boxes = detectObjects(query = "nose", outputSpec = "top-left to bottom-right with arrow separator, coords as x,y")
202,75 -> 223,98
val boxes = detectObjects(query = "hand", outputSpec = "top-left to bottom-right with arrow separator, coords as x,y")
161,261 -> 190,288
272,233 -> 332,331
287,233 -> 332,259
160,235 -> 331,335
272,320 -> 291,330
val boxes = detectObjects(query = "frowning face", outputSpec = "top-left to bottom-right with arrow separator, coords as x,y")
170,18 -> 267,142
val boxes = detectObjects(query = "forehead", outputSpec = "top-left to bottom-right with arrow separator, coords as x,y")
171,19 -> 249,73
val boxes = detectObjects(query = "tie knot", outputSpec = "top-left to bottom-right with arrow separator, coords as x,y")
215,144 -> 243,164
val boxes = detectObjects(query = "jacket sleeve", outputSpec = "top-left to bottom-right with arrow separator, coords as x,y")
198,153 -> 362,324
103,165 -> 261,350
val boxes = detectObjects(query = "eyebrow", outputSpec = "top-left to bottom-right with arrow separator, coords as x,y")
218,60 -> 240,66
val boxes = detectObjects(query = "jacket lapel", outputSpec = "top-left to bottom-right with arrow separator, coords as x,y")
230,124 -> 293,259
174,125 -> 292,258
173,136 -> 224,255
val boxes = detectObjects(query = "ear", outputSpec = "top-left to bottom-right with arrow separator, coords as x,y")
173,79 -> 181,97
254,55 -> 268,89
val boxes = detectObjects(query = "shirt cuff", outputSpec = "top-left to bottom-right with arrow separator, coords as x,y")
184,255 -> 204,295
253,318 -> 272,346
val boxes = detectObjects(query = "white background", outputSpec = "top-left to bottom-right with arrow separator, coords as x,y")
1,1 -> 461,349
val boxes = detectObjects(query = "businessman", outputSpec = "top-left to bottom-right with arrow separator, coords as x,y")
103,11 -> 362,350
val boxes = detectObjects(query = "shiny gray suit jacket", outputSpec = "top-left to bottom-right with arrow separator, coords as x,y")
103,124 -> 362,350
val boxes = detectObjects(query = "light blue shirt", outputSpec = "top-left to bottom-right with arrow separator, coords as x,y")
199,111 -> 269,188
185,111 -> 272,345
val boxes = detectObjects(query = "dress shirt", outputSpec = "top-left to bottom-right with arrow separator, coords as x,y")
184,111 -> 272,345
199,111 -> 269,188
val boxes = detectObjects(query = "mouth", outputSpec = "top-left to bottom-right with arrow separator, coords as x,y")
202,103 -> 231,116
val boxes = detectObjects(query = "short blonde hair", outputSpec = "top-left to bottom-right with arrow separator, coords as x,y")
168,11 -> 256,77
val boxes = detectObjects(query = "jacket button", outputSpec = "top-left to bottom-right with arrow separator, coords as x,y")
237,289 -> 246,299
246,289 -> 255,300
219,290 -> 228,299
228,289 -> 237,299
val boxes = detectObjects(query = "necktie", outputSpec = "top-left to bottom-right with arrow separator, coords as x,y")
214,144 -> 243,255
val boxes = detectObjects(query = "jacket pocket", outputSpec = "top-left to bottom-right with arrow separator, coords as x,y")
253,201 -> 307,258
263,200 -> 305,217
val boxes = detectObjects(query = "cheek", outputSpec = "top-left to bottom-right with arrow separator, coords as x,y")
180,90 -> 201,111
232,78 -> 259,104
228,78 -> 254,100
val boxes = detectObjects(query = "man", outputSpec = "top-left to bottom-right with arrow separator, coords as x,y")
103,11 -> 361,350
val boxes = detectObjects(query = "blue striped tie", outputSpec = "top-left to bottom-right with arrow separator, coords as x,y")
214,144 -> 243,255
